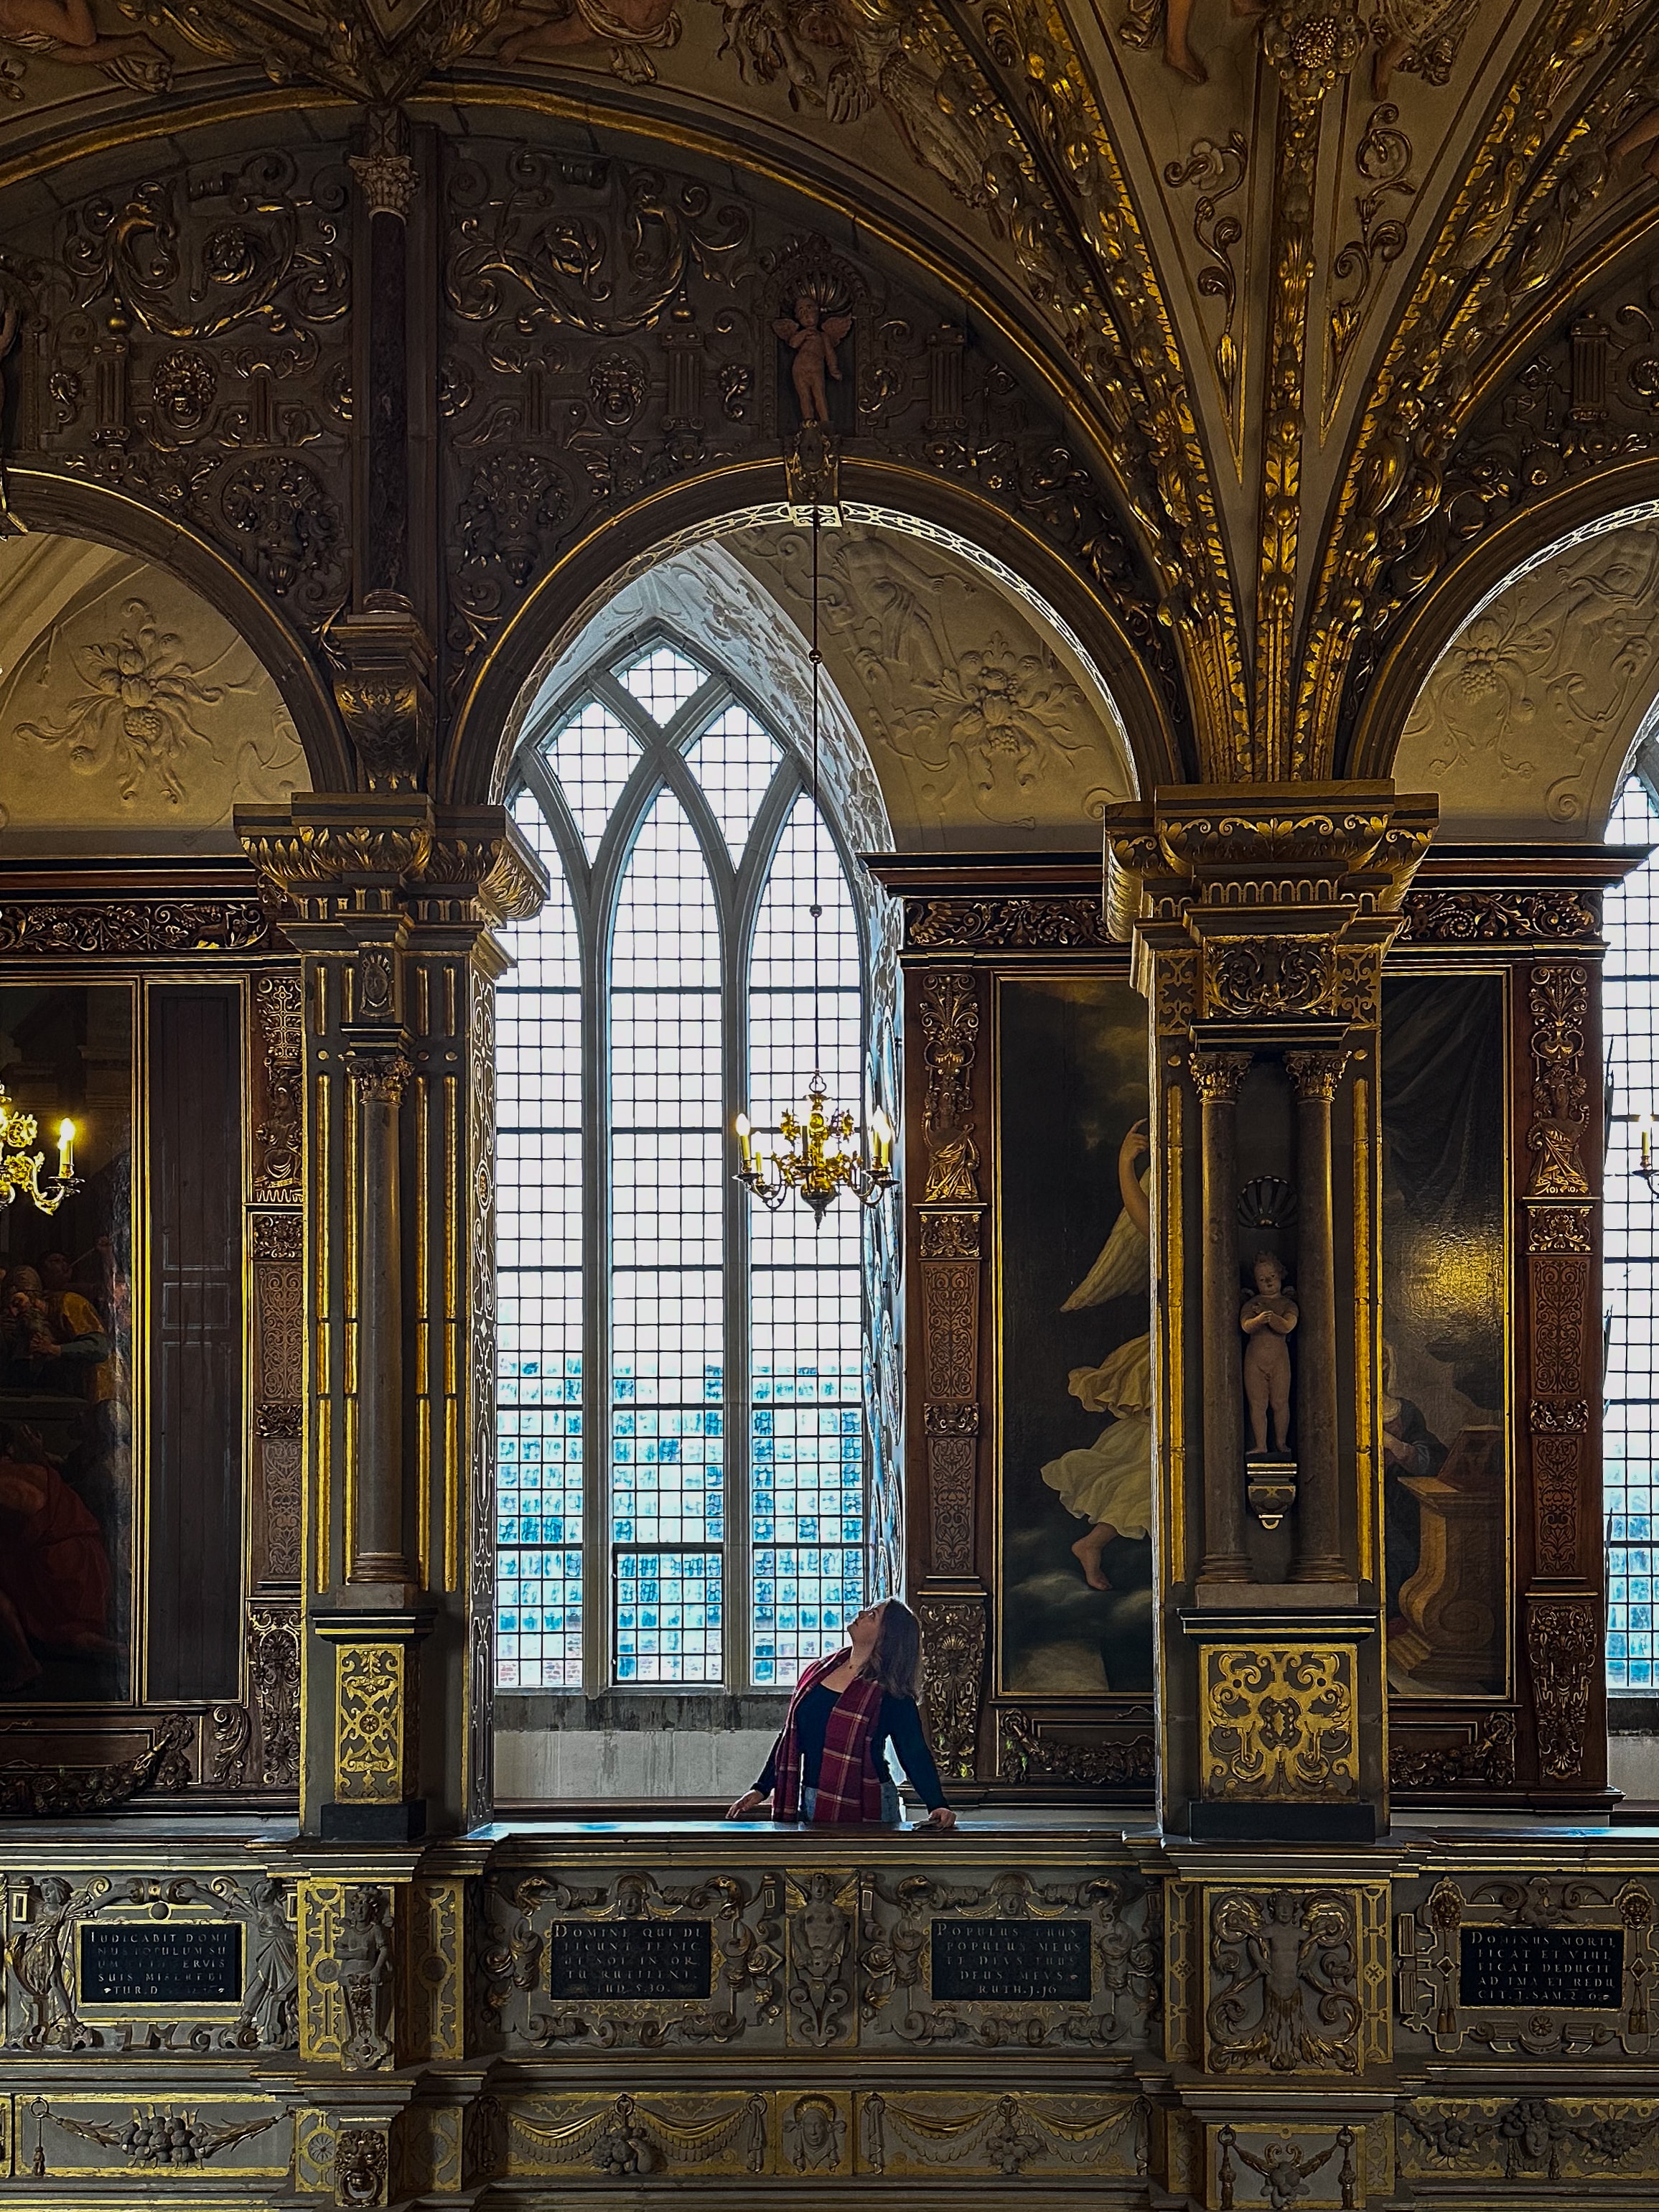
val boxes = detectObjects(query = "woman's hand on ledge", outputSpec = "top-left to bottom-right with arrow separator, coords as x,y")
920,1807 -> 957,1831
726,1789 -> 770,1819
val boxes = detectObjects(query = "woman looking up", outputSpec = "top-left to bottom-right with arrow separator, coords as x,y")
726,1599 -> 957,1829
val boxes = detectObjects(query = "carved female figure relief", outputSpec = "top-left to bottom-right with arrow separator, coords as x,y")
1240,1251 -> 1296,1457
775,294 -> 852,426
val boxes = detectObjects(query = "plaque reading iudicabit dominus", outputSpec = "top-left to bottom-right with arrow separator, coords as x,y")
1459,1926 -> 1625,2010
79,1923 -> 244,2007
547,1919 -> 714,2002
929,1918 -> 1093,2004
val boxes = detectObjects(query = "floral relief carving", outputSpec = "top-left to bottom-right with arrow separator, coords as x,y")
1396,523 -> 1659,829
14,600 -> 229,805
1527,1598 -> 1597,1781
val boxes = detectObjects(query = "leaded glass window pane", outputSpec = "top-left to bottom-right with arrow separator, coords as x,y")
1607,771 -> 1659,1688
496,809 -> 584,1689
542,697 -> 640,861
685,705 -> 782,864
748,793 -> 866,1684
618,640 -> 707,724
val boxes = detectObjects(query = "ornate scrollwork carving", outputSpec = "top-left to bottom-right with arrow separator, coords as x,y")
917,1593 -> 986,1780
917,972 -> 981,1203
249,1604 -> 302,1788
253,974 -> 303,1202
1389,1709 -> 1517,1790
1205,1889 -> 1365,2073
1527,1598 -> 1598,1781
1527,965 -> 1590,1198
0,902 -> 268,954
997,1707 -> 1156,1786
907,897 -> 1111,950
859,1867 -> 1157,2051
1400,889 -> 1598,942
1207,938 -> 1337,1018
785,1870 -> 855,2047
1201,1644 -> 1358,1801
0,1711 -> 190,1822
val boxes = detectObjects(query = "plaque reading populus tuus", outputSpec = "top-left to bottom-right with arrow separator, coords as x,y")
929,1918 -> 1094,2004
547,1919 -> 714,2002
1459,1926 -> 1625,2011
79,1923 -> 244,2007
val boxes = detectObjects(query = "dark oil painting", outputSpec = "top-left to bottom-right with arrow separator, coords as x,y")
1380,973 -> 1508,1699
0,985 -> 133,1702
997,975 -> 1154,1697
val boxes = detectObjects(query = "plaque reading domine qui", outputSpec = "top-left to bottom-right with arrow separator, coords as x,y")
78,1923 -> 244,2007
1459,1926 -> 1625,2010
547,1919 -> 714,2002
930,1918 -> 1093,2004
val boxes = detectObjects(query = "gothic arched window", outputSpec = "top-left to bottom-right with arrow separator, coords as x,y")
492,630 -> 887,1692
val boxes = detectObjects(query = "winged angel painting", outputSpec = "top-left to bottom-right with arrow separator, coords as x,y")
998,976 -> 1154,1697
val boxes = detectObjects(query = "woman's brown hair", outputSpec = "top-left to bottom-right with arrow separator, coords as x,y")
866,1599 -> 923,1701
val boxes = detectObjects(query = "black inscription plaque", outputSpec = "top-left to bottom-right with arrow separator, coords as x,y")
1459,1926 -> 1625,2010
548,1919 -> 713,2002
930,1918 -> 1093,2004
79,1922 -> 243,2006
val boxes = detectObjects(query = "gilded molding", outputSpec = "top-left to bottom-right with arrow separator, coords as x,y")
1399,888 -> 1599,943
907,897 -> 1111,951
0,900 -> 268,954
1389,1709 -> 1517,1790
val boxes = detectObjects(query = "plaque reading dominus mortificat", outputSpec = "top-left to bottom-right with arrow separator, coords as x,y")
79,1923 -> 244,2007
1459,1926 -> 1625,2010
929,1918 -> 1094,2003
547,1918 -> 714,2002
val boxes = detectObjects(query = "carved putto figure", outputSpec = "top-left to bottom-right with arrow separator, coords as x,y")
1240,1251 -> 1296,1457
775,294 -> 852,425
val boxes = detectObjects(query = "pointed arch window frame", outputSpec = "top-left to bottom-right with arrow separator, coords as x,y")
498,620 -> 880,1694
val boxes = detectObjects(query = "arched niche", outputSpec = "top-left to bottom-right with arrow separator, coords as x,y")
1383,499 -> 1659,840
9,471 -> 351,795
447,475 -> 1154,827
0,526 -> 311,853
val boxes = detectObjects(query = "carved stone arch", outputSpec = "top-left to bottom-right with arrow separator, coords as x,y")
10,465 -> 353,792
442,461 -> 1178,810
1344,467 -> 1659,790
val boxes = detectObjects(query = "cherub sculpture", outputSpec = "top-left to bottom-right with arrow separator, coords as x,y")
1240,1250 -> 1296,1457
775,294 -> 852,426
1217,2122 -> 1352,2212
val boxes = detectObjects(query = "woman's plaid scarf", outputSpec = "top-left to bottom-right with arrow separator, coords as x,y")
772,1649 -> 887,1824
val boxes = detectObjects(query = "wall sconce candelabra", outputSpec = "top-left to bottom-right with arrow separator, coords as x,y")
0,1086 -> 80,1215
732,500 -> 894,1227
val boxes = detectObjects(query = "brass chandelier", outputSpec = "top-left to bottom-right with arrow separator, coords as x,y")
734,505 -> 894,1226
0,1087 -> 80,1216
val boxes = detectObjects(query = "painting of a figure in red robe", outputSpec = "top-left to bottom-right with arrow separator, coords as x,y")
0,983 -> 132,1701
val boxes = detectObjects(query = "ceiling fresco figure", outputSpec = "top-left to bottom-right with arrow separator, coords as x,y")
0,0 -> 169,86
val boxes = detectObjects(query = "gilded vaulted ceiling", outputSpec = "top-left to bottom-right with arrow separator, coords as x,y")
2,0 -> 1658,797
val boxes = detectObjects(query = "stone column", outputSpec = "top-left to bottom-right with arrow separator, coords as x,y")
1286,1048 -> 1349,1584
1192,1050 -> 1252,1584
238,794 -> 546,1838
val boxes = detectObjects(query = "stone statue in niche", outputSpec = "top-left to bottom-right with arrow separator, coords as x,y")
775,295 -> 852,426
1240,1251 -> 1296,1457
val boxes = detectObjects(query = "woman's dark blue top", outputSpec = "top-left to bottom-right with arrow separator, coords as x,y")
756,1684 -> 948,1811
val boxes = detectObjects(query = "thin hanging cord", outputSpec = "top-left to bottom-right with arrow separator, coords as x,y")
810,503 -> 823,1075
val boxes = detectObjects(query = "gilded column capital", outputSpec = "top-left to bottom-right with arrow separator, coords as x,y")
346,1053 -> 414,1106
1190,1049 -> 1252,1104
1285,1048 -> 1350,1102
1104,783 -> 1438,949
236,796 -> 549,931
